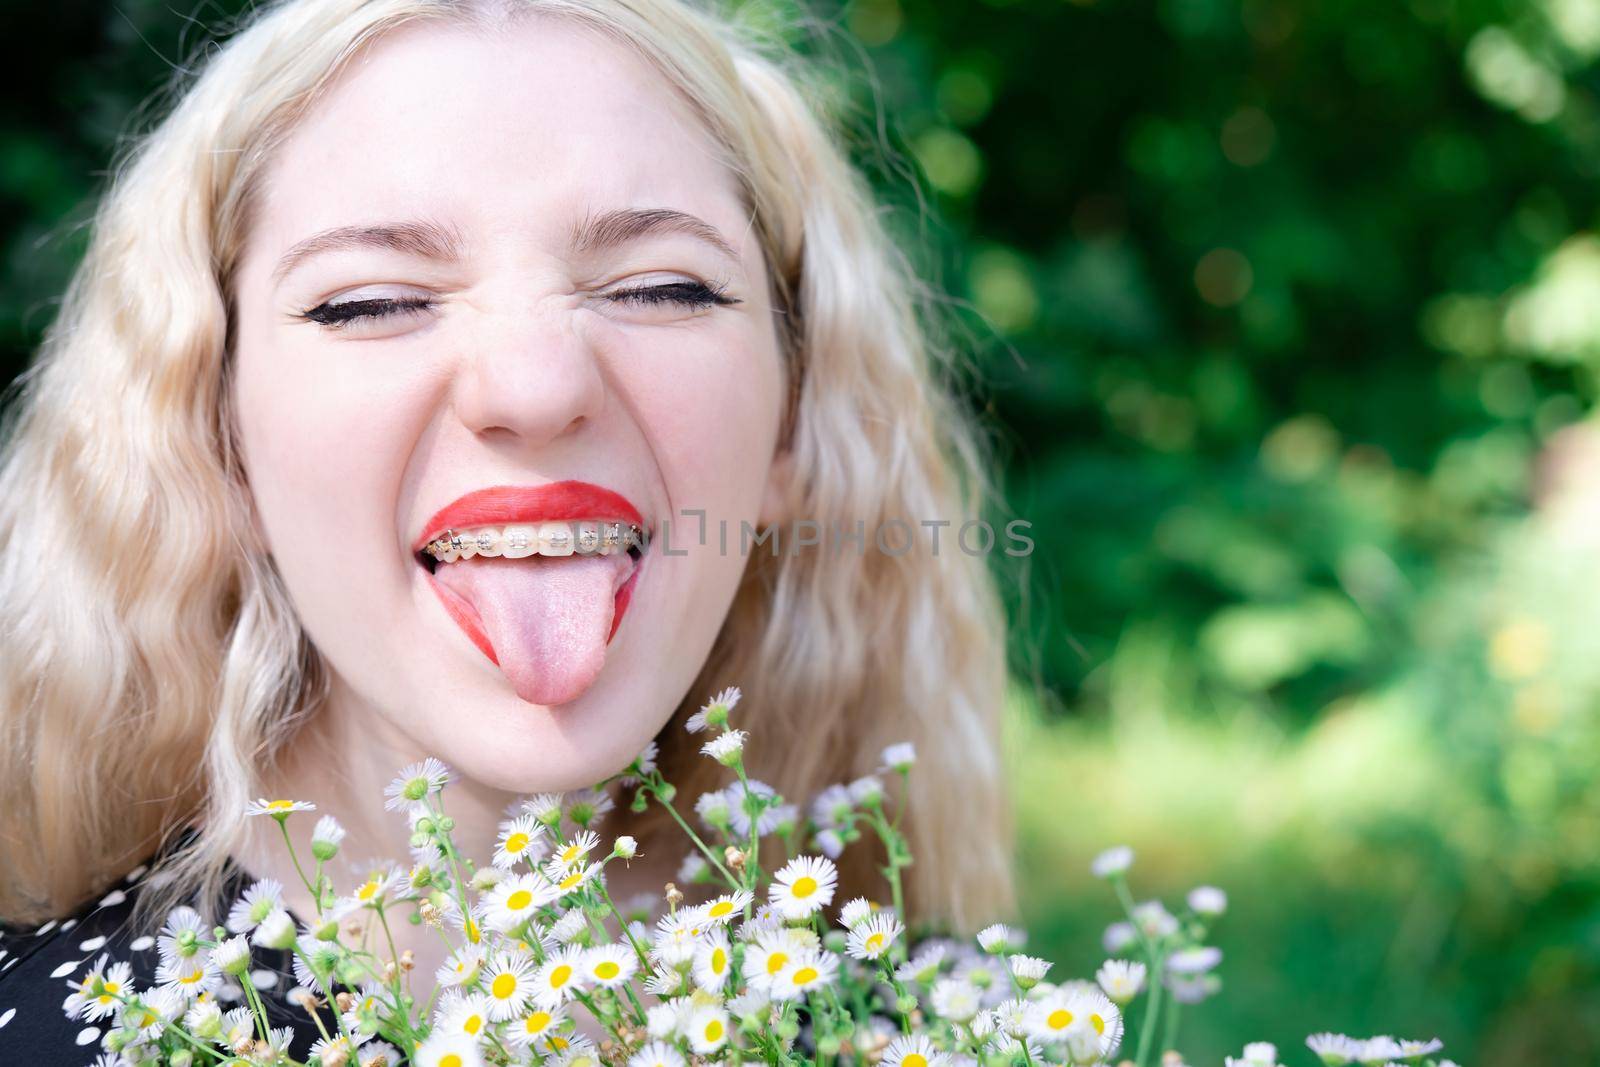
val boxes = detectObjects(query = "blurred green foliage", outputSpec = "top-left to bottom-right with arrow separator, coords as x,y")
2,0 -> 1597,1064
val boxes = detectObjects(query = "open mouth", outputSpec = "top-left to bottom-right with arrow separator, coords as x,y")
410,483 -> 650,706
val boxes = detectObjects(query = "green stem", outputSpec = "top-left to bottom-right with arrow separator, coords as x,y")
652,788 -> 739,886
277,819 -> 321,918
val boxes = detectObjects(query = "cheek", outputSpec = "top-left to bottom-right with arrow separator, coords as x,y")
611,321 -> 785,514
231,343 -> 431,592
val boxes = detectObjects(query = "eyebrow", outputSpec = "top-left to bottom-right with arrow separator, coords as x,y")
271,207 -> 740,288
271,218 -> 466,288
571,207 -> 740,263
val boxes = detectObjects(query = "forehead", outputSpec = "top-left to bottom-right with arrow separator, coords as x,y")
251,15 -> 749,256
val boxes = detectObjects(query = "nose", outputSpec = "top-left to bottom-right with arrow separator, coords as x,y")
450,301 -> 607,448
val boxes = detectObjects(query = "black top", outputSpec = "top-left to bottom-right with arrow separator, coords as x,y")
0,842 -> 329,1062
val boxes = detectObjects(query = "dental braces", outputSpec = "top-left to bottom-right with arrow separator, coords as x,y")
421,522 -> 647,562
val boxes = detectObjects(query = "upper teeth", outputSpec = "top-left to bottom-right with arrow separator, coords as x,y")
422,521 -> 646,563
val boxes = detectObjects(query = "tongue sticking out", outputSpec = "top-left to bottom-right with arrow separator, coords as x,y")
430,552 -> 632,706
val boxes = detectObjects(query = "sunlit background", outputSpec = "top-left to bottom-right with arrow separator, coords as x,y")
3,1 -> 1598,1063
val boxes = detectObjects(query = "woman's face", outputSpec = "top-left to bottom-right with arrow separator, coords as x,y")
229,17 -> 787,791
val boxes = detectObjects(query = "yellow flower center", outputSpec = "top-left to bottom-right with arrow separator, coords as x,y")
465,919 -> 481,944
265,800 -> 296,812
708,900 -> 734,918
594,960 -> 620,980
549,1035 -> 570,1051
492,973 -> 518,1000
559,870 -> 584,891
357,879 -> 380,901
1091,1013 -> 1106,1034
524,1010 -> 552,1034
791,876 -> 818,898
506,832 -> 530,853
905,1055 -> 928,1067
792,966 -> 819,985
711,948 -> 727,973
560,842 -> 583,864
550,964 -> 573,989
507,890 -> 533,911
440,1056 -> 462,1067
766,952 -> 789,975
465,1013 -> 484,1035
865,933 -> 885,952
104,981 -> 121,995
1047,1008 -> 1073,1031
704,1019 -> 725,1042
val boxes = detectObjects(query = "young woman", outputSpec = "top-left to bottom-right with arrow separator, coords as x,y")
0,0 -> 1014,1057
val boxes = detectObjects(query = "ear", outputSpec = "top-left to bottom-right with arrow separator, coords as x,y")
758,446 -> 796,527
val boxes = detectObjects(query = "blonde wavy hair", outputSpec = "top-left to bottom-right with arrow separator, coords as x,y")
0,0 -> 1014,934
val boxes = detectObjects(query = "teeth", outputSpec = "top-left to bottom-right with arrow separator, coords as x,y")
421,521 -> 645,564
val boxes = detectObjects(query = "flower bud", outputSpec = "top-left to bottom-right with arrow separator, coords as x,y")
170,1051 -> 194,1067
613,835 -> 638,859
315,920 -> 340,942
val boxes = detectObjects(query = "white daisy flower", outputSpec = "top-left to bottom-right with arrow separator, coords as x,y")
1399,1038 -> 1444,1057
252,908 -> 297,951
696,890 -> 753,925
701,729 -> 748,765
244,798 -> 316,819
848,775 -> 885,806
292,935 -> 342,989
1095,959 -> 1146,1003
976,923 -> 1020,954
768,855 -> 838,920
212,935 -> 250,977
582,943 -> 638,987
1102,920 -> 1137,954
435,946 -> 485,988
895,944 -> 947,985
838,897 -> 874,929
1090,845 -> 1134,879
1357,1037 -> 1403,1062
156,906 -> 208,962
769,948 -> 840,1001
1226,1041 -> 1284,1067
437,991 -> 493,1040
485,873 -> 559,933
725,779 -> 786,838
692,928 -> 734,992
1024,987 -> 1123,1059
650,910 -> 706,967
1306,1033 -> 1360,1065
413,1031 -> 485,1067
880,742 -> 917,771
930,978 -> 982,1022
62,954 -> 133,1021
523,792 -> 565,824
630,1039 -> 688,1067
310,815 -> 346,861
548,907 -> 590,945
642,962 -> 688,999
560,787 -> 614,828
695,790 -> 732,830
744,929 -> 808,991
846,912 -> 904,961
531,945 -> 588,1009
225,879 -> 285,934
542,858 -> 595,897
883,1033 -> 948,1067
728,987 -> 771,1020
1131,900 -> 1178,939
494,814 -> 548,869
356,1040 -> 403,1067
551,829 -> 601,869
330,863 -> 404,919
384,757 -> 452,812
1008,953 -> 1052,987
183,999 -> 223,1039
482,951 -> 538,1021
547,1033 -> 599,1066
1187,885 -> 1228,916
309,1035 -> 369,1063
646,999 -> 686,1038
685,1003 -> 731,1053
1167,946 -> 1222,974
504,1005 -> 566,1049
811,784 -> 854,828
686,686 -> 741,732
678,852 -> 710,884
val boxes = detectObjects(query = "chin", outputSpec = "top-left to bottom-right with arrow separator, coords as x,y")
406,691 -> 658,796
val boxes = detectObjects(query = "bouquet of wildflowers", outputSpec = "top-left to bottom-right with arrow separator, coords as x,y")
61,687 -> 1462,1067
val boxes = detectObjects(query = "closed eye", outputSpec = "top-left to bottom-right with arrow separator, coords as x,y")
298,280 -> 739,331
